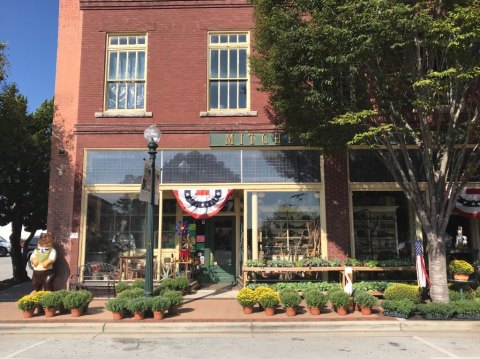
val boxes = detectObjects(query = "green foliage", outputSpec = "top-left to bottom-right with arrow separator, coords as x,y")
151,296 -> 171,311
245,259 -> 266,267
448,284 -> 475,301
117,288 -> 144,299
417,302 -> 454,319
352,281 -> 391,292
303,288 -> 327,308
131,279 -> 145,289
476,286 -> 480,298
115,281 -> 131,294
126,297 -> 150,313
175,277 -> 189,291
329,291 -> 350,308
451,300 -> 480,316
39,291 -> 64,309
162,290 -> 183,307
448,260 -> 474,275
327,286 -> 344,299
237,288 -> 257,307
344,258 -> 363,266
63,291 -> 92,310
105,297 -> 128,313
266,259 -> 294,267
251,0 -> 480,301
258,291 -> 280,308
159,278 -> 177,291
383,284 -> 421,303
353,291 -> 377,308
381,299 -> 416,316
271,281 -> 341,292
16,295 -> 37,311
279,289 -> 302,308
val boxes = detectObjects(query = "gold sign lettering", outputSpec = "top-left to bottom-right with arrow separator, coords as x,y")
274,133 -> 281,145
226,134 -> 234,145
239,133 -> 244,145
261,133 -> 268,144
248,133 -> 256,145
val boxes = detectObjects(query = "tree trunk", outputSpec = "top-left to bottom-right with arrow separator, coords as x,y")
10,216 -> 30,283
426,231 -> 448,302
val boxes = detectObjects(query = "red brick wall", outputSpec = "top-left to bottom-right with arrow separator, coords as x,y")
47,0 -> 83,287
324,155 -> 351,259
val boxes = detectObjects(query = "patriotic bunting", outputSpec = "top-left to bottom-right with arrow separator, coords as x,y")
173,189 -> 233,219
455,188 -> 480,218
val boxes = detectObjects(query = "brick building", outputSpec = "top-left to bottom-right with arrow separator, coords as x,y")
48,0 -> 479,287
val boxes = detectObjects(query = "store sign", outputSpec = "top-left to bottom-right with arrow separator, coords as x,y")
210,132 -> 300,146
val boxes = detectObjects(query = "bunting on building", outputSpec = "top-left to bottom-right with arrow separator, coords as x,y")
455,188 -> 480,218
173,189 -> 233,219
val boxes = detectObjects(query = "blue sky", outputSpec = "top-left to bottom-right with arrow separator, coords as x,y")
0,1 -> 59,112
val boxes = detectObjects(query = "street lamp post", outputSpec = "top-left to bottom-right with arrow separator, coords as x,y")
143,125 -> 161,297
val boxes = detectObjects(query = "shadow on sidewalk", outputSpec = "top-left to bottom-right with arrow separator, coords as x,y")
0,279 -> 32,302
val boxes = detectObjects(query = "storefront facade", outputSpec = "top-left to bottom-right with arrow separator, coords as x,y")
48,0 -> 479,287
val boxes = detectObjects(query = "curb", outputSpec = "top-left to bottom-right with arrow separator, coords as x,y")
2,319 -> 479,336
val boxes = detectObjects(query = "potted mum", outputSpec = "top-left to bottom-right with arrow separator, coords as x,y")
105,297 -> 128,320
126,297 -> 150,320
329,291 -> 351,316
17,295 -> 37,318
258,291 -> 280,316
63,290 -> 93,317
163,290 -> 183,315
39,291 -> 65,317
353,291 -> 377,315
236,288 -> 257,314
304,288 -> 327,315
279,289 -> 302,316
151,296 -> 171,320
448,260 -> 474,281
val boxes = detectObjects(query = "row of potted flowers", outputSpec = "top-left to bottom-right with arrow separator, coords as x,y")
237,286 -> 378,316
105,290 -> 183,320
17,290 -> 93,318
244,257 -> 413,268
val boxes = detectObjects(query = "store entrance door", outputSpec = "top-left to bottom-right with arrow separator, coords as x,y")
197,216 -> 235,284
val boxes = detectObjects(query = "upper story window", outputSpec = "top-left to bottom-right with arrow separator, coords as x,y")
105,34 -> 147,111
208,33 -> 249,112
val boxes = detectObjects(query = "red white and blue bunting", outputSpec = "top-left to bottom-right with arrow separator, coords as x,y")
173,189 -> 233,219
455,188 -> 480,218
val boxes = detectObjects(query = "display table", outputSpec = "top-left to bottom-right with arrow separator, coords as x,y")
119,255 -> 158,280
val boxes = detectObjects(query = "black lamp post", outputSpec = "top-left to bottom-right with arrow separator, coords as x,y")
143,125 -> 160,296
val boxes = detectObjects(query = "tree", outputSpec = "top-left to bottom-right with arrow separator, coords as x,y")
251,0 -> 480,302
0,82 -> 53,282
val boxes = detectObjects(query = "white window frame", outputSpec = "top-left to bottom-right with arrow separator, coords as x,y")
207,32 -> 250,114
104,34 -> 147,113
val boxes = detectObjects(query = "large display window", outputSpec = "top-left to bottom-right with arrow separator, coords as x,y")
247,191 -> 321,261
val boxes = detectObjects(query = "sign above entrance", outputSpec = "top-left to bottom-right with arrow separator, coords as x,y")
210,132 -> 300,146
455,188 -> 480,218
173,189 -> 233,219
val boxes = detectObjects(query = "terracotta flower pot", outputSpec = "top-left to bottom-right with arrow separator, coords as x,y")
133,311 -> 144,320
112,312 -> 123,321
153,310 -> 165,320
453,273 -> 469,281
264,307 -> 275,316
242,306 -> 254,314
309,306 -> 321,315
22,309 -> 35,319
285,307 -> 296,316
336,306 -> 348,316
71,308 -> 83,317
360,306 -> 372,316
44,307 -> 56,318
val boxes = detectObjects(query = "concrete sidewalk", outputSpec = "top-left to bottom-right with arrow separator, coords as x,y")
1,283 -> 480,335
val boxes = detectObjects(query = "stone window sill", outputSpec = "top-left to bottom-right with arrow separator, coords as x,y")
95,111 -> 153,118
199,110 -> 258,117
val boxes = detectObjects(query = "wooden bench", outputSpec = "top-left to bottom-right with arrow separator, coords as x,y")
69,262 -> 120,298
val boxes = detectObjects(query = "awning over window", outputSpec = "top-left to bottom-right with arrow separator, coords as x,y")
455,189 -> 480,218
173,189 -> 233,219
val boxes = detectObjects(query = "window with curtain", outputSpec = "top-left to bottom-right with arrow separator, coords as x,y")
208,33 -> 249,111
105,34 -> 147,111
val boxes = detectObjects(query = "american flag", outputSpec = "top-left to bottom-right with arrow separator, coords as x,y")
415,240 -> 430,287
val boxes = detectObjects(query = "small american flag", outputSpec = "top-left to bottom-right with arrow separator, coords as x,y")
415,240 -> 430,287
